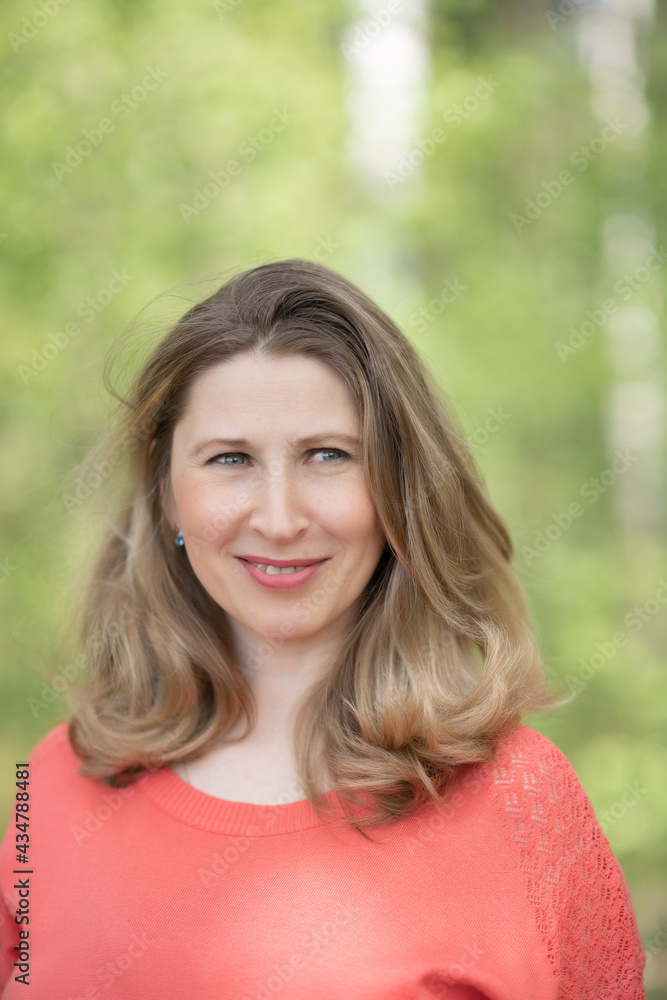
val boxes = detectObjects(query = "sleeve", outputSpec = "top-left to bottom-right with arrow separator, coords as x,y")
550,743 -> 646,998
488,727 -> 646,999
0,723 -> 70,994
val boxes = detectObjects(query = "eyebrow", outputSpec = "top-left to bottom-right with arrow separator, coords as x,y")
190,432 -> 361,457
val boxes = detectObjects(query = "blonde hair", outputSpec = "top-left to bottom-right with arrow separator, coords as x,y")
64,258 -> 560,837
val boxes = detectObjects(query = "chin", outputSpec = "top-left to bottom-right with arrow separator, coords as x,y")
263,617 -> 320,639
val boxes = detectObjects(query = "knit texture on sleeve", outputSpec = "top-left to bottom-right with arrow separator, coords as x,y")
483,727 -> 646,999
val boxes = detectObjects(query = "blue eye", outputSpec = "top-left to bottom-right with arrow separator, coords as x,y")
314,449 -> 347,462
208,449 -> 349,466
211,453 -> 246,466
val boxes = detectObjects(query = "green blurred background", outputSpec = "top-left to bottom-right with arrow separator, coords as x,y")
1,0 -> 666,991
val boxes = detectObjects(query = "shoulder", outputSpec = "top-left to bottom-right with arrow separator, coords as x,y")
19,720 -> 95,799
485,723 -> 588,809
1,722 -> 78,863
453,724 -> 589,826
476,723 -> 615,871
470,724 -> 646,994
25,720 -> 74,771
490,721 -> 575,775
2,721 -> 150,856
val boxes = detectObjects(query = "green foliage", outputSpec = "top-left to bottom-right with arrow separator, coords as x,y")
1,0 -> 665,987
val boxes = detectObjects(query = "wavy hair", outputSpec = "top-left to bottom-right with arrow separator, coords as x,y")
64,258 -> 561,837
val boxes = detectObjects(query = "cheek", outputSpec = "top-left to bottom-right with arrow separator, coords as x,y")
322,483 -> 382,544
356,493 -> 386,560
178,479 -> 243,545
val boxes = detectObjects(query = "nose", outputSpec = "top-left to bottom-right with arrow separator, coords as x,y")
246,460 -> 310,540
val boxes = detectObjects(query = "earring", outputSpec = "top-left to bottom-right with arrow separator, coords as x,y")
175,531 -> 184,547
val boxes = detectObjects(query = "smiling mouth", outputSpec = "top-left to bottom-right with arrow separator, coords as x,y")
237,557 -> 327,576
242,560 -> 308,575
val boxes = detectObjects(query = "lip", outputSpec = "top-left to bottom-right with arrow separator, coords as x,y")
235,556 -> 329,591
235,555 -> 328,568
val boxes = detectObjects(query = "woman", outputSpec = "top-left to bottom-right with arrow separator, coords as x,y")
0,259 -> 645,998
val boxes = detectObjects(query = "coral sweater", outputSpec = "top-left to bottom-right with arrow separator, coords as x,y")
0,721 -> 645,999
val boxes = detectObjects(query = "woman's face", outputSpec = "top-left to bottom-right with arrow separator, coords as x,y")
165,351 -> 386,647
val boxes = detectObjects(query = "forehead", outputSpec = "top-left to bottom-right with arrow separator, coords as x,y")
176,353 -> 360,435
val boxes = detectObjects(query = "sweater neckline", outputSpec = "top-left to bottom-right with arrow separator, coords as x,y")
137,763 -> 363,837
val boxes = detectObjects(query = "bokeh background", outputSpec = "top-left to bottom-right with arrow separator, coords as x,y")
1,0 -> 666,991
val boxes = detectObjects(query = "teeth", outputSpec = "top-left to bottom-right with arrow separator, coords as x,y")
250,562 -> 307,575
